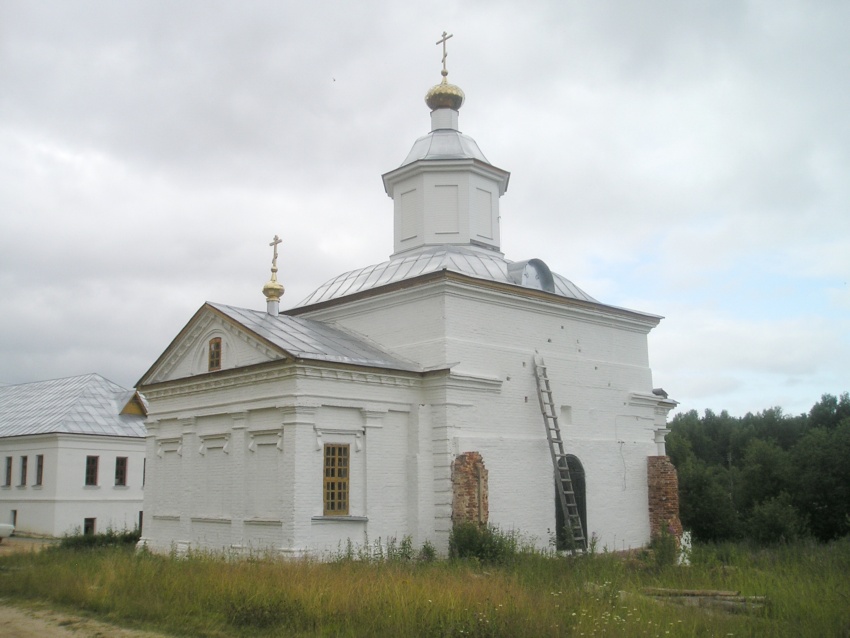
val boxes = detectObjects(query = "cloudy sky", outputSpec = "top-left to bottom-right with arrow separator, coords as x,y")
1,1 -> 848,418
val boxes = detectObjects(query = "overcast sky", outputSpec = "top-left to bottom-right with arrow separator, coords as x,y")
1,0 -> 848,418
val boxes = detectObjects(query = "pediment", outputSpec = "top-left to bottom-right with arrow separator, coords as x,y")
139,304 -> 288,386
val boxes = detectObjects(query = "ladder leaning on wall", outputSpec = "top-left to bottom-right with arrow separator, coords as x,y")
533,354 -> 587,553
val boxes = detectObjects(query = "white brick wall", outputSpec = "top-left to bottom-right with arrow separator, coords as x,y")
140,275 -> 671,556
0,433 -> 145,537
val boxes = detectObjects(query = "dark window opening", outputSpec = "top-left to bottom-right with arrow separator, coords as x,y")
555,455 -> 587,551
85,456 -> 99,486
208,337 -> 222,371
35,455 -> 44,486
115,457 -> 128,486
84,518 -> 96,536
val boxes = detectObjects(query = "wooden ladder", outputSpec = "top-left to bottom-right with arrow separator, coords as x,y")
533,354 -> 587,553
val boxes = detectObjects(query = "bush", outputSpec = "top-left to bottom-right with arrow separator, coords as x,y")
649,527 -> 679,569
418,540 -> 437,562
59,527 -> 140,550
448,523 -> 520,563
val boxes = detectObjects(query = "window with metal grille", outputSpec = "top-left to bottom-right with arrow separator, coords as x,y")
35,455 -> 44,486
323,444 -> 349,516
85,456 -> 99,486
115,457 -> 128,486
19,456 -> 27,486
4,457 -> 12,486
208,337 -> 222,371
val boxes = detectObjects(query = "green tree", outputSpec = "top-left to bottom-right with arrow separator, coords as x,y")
677,458 -> 740,542
746,492 -> 807,544
793,419 -> 850,541
808,393 -> 850,430
735,438 -> 793,511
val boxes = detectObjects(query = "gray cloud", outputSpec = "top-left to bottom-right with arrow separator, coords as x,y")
1,0 -> 847,418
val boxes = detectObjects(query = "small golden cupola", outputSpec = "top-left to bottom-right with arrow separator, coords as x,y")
425,32 -> 465,112
263,234 -> 285,316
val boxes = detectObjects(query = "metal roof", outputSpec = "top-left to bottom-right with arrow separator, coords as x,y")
209,303 -> 421,373
0,374 -> 146,438
400,129 -> 491,166
296,245 -> 598,307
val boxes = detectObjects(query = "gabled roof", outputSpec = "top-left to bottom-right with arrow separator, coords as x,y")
208,303 -> 420,372
138,303 -> 422,386
0,374 -> 147,438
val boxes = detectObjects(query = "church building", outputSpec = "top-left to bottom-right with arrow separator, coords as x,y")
137,38 -> 680,557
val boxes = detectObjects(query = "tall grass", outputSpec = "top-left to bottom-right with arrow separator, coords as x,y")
0,537 -> 848,637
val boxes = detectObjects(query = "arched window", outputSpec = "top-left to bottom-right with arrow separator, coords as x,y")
208,337 -> 222,371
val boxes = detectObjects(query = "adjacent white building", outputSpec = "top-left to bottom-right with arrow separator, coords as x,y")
137,54 -> 679,557
0,374 -> 147,537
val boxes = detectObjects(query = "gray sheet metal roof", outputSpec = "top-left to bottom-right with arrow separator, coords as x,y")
0,374 -> 146,438
296,245 -> 597,307
209,303 -> 420,372
401,129 -> 491,166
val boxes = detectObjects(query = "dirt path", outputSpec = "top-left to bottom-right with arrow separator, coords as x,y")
0,602 -> 169,638
0,537 -> 169,637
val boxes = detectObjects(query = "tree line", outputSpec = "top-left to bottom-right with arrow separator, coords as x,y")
667,392 -> 850,544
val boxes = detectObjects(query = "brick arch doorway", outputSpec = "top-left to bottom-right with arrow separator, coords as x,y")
555,455 -> 587,550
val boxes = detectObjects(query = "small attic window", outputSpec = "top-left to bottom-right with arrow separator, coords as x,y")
208,337 -> 222,371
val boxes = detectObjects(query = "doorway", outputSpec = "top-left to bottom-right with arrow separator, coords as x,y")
555,455 -> 587,550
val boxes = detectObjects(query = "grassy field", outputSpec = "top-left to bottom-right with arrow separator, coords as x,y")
0,536 -> 848,637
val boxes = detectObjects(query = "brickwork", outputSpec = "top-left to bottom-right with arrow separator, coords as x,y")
647,456 -> 683,540
452,452 -> 488,525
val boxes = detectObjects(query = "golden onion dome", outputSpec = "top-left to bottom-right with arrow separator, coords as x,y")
262,276 -> 284,301
425,76 -> 465,111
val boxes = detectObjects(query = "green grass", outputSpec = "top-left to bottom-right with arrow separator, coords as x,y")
0,538 -> 848,637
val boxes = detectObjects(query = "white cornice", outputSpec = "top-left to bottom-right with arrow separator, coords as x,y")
293,270 -> 660,332
383,158 -> 510,196
141,360 -> 420,403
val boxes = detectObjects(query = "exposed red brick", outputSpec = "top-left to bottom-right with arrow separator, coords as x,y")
647,456 -> 683,540
452,452 -> 488,525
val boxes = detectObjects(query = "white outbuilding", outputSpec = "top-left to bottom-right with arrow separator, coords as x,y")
137,50 -> 680,557
0,373 -> 146,537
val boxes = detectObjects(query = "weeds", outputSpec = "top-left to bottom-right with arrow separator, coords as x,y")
0,537 -> 848,636
58,527 -> 140,550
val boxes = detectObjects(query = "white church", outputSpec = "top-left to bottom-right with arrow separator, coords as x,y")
137,39 -> 680,557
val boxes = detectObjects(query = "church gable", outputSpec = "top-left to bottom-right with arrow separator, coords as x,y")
140,304 -> 288,386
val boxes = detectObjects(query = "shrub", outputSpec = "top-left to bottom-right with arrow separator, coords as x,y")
649,526 -> 679,569
58,527 -> 140,550
448,523 -> 520,563
418,540 -> 437,562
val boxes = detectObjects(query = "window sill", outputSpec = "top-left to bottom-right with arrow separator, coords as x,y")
311,515 -> 368,522
83,485 -> 101,489
113,485 -> 129,489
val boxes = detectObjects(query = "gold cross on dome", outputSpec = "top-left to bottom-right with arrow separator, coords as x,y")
269,234 -> 282,269
436,31 -> 453,76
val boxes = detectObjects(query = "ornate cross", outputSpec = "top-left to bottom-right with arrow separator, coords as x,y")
436,31 -> 453,76
269,234 -> 282,270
